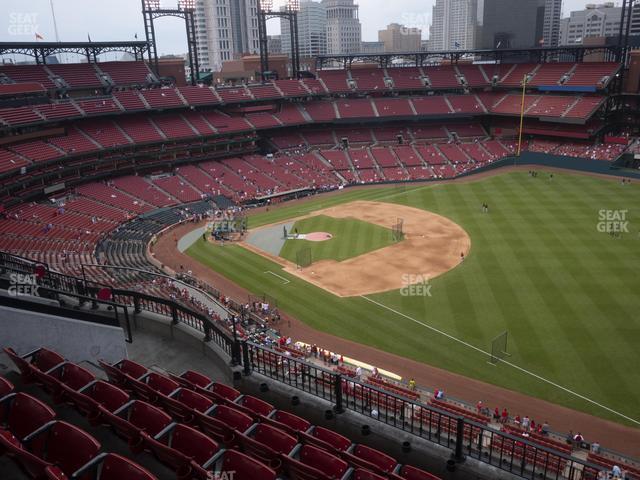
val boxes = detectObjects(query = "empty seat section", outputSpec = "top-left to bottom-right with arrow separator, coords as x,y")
35,102 -> 83,121
388,67 -> 424,90
177,85 -> 220,106
152,176 -> 202,203
113,91 -> 147,111
274,103 -> 307,125
351,68 -> 388,92
424,65 -> 459,88
112,176 -> 176,207
77,98 -> 122,116
0,106 -> 43,126
140,88 -> 185,109
411,97 -> 451,115
456,64 -> 489,87
80,119 -> 132,148
336,98 -> 375,119
152,114 -> 196,139
375,98 -> 414,117
447,94 -> 484,114
248,84 -> 282,99
246,112 -> 281,129
76,183 -> 152,214
301,78 -> 327,94
301,101 -> 337,122
0,64 -> 55,89
274,79 -> 309,97
528,63 -> 573,87
116,116 -> 164,143
317,69 -> 352,93
216,87 -> 254,103
47,63 -> 102,88
98,61 -> 154,86
48,127 -> 99,154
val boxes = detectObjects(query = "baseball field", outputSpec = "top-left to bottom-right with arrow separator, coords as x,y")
186,171 -> 640,427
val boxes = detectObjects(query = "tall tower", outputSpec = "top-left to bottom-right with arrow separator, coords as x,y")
430,0 -> 477,51
193,0 -> 260,72
281,0 -> 327,58
322,0 -> 361,54
542,0 -> 562,47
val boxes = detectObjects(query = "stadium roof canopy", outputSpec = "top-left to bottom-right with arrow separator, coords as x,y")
316,45 -> 622,69
0,41 -> 150,64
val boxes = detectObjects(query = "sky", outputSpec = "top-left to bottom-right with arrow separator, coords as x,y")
0,0 -> 621,57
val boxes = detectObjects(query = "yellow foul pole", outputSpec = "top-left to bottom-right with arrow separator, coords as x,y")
516,74 -> 527,157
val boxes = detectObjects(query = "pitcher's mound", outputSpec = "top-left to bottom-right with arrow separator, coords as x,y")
304,232 -> 333,242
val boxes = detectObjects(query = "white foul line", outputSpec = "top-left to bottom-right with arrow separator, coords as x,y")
264,271 -> 290,284
360,295 -> 640,426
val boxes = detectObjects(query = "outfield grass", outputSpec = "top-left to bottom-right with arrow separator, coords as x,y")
187,171 -> 640,426
279,215 -> 395,264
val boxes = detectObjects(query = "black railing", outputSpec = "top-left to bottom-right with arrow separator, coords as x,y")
244,341 -> 607,480
0,251 -> 235,358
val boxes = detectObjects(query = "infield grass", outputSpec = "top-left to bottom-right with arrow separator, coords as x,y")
279,215 -> 395,263
187,171 -> 640,427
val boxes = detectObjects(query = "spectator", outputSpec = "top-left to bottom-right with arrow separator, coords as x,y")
514,415 -> 521,425
590,441 -> 600,454
434,389 -> 444,399
541,421 -> 550,436
611,465 -> 622,478
501,408 -> 509,424
409,378 -> 417,391
493,407 -> 500,421
566,430 -> 574,445
356,366 -> 362,379
522,416 -> 530,430
476,400 -> 483,414
573,432 -> 584,445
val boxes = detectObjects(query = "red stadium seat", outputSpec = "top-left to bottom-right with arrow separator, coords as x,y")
197,382 -> 240,403
34,361 -> 95,402
262,409 -> 311,435
0,393 -> 56,451
355,469 -> 387,480
4,347 -> 64,383
161,388 -> 214,424
299,425 -> 352,452
65,380 -> 130,423
12,420 -> 101,479
213,450 -> 278,480
238,423 -> 298,470
395,464 -> 443,480
0,377 -> 14,398
99,359 -> 147,390
143,423 -> 219,480
98,400 -> 173,452
341,444 -> 398,474
196,405 -> 253,446
235,395 -> 274,417
283,444 -> 350,480
168,370 -> 213,389
72,453 -> 158,480
129,372 -> 179,403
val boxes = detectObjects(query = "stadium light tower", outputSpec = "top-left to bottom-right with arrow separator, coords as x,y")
257,0 -> 301,80
141,0 -> 200,85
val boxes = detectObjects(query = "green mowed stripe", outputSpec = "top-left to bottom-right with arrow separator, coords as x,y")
279,215 -> 395,263
187,172 -> 640,426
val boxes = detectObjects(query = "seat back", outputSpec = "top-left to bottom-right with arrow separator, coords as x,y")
355,469 -> 387,480
117,359 -> 147,379
308,426 -> 351,452
299,444 -> 349,478
0,376 -> 14,397
171,424 -> 219,465
60,363 -> 95,390
270,410 -> 311,433
29,421 -> 101,476
400,464 -> 442,480
99,453 -> 158,480
253,423 -> 297,455
239,432 -> 280,466
283,454 -> 332,480
32,348 -> 65,372
196,412 -> 233,444
3,347 -> 34,379
128,401 -> 173,436
238,395 -> 274,417
89,381 -> 129,413
174,370 -> 212,388
214,405 -> 254,432
99,360 -> 128,387
146,372 -> 179,396
173,388 -> 214,413
222,450 -> 277,480
210,382 -> 240,401
5,393 -> 56,440
354,444 -> 397,473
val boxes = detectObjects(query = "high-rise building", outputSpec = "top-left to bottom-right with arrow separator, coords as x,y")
194,0 -> 260,72
475,0 -> 545,50
322,0 -> 362,54
378,23 -> 422,52
268,35 -> 282,54
281,0 -> 327,58
629,2 -> 640,36
559,3 -> 622,46
542,0 -> 563,47
429,0 -> 477,51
